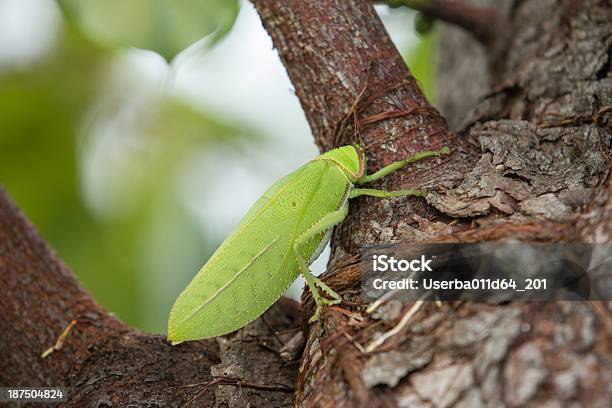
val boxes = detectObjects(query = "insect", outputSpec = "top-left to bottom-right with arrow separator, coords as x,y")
167,145 -> 450,343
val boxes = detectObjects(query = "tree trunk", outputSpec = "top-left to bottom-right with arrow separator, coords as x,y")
1,0 -> 610,407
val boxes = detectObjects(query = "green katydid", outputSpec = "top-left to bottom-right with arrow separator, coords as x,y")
167,145 -> 450,344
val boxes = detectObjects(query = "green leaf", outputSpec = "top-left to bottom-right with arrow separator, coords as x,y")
58,0 -> 240,61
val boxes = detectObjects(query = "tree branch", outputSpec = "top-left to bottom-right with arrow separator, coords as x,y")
0,188 -> 299,406
252,0 -> 612,406
251,0 -> 476,405
252,0 -> 475,259
253,0 -> 451,148
0,188 -> 117,385
375,0 -> 510,48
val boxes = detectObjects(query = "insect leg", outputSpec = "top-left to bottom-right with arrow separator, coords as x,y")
357,146 -> 450,184
293,203 -> 349,323
349,188 -> 426,199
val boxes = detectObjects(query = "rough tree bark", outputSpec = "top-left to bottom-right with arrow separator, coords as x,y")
253,0 -> 611,406
1,0 -> 610,407
0,188 -> 301,407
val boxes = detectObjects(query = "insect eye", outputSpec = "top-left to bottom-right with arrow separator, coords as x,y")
291,201 -> 297,208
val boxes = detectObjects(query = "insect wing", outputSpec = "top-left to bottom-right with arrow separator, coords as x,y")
168,164 -> 315,342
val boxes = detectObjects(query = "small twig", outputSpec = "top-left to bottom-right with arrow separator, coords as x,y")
181,376 -> 294,407
366,270 -> 422,314
365,300 -> 424,352
375,0 -> 509,48
332,68 -> 435,147
537,105 -> 612,129
181,378 -> 223,408
41,319 -> 77,358
259,314 -> 284,346
594,105 -> 612,125
366,289 -> 402,314
359,108 -> 418,127
333,62 -> 375,147
212,376 -> 294,392
275,327 -> 300,336
344,332 -> 367,354
328,305 -> 364,321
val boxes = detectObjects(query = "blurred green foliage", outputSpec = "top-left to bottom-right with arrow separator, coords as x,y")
0,2 -> 437,334
414,12 -> 435,36
58,0 -> 239,61
0,12 -> 248,332
404,29 -> 438,103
